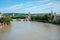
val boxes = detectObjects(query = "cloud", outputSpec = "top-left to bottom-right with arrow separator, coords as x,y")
0,9 -> 5,13
26,2 -> 60,13
0,0 -> 60,13
22,2 -> 53,13
4,4 -> 22,10
4,2 -> 34,10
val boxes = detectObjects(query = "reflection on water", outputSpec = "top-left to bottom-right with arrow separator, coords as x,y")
0,24 -> 11,33
0,21 -> 60,40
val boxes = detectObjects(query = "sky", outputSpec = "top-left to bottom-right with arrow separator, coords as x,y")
0,0 -> 60,14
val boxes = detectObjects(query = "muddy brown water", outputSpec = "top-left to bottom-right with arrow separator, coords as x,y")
0,21 -> 60,40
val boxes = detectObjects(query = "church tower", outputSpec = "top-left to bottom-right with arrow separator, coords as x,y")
13,13 -> 14,17
50,10 -> 54,17
0,12 -> 3,18
28,11 -> 31,20
26,11 -> 31,21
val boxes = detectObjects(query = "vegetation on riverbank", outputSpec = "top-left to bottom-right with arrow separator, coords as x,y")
31,13 -> 53,22
1,13 -> 60,25
0,16 -> 12,28
11,16 -> 26,19
2,13 -> 53,22
0,16 -> 12,23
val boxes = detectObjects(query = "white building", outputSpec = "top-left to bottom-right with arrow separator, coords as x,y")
52,14 -> 60,23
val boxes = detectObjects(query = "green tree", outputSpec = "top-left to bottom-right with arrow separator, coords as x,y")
3,16 -> 12,22
0,16 -> 12,22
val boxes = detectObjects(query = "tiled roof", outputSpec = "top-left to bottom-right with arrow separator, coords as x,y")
54,14 -> 60,16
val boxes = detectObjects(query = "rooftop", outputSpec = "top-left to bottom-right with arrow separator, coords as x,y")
54,14 -> 60,16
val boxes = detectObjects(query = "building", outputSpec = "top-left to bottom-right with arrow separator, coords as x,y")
26,12 -> 31,21
52,14 -> 60,23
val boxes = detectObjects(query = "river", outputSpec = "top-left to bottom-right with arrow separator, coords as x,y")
0,21 -> 60,40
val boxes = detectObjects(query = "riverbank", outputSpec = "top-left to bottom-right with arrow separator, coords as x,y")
0,22 -> 10,29
0,16 -> 12,30
30,20 -> 60,26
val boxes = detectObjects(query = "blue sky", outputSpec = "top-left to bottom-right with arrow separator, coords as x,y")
0,0 -> 60,14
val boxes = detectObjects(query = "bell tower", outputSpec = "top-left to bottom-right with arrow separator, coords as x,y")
26,11 -> 31,21
0,12 -> 3,18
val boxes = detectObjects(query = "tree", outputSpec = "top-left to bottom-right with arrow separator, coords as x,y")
0,16 -> 12,22
3,16 -> 12,22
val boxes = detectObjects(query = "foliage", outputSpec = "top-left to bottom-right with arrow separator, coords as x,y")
0,16 -> 12,22
31,14 -> 52,22
11,16 -> 26,19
